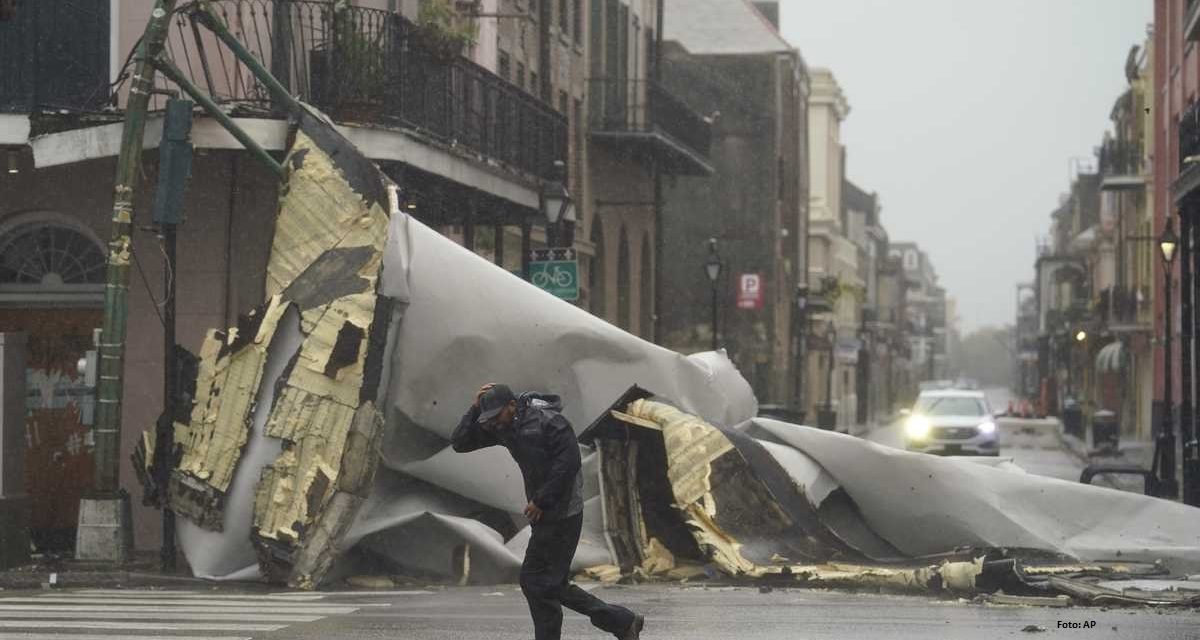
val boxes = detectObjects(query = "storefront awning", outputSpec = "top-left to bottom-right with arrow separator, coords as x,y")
1096,340 -> 1125,373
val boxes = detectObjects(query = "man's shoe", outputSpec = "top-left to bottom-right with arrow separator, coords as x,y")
620,613 -> 645,639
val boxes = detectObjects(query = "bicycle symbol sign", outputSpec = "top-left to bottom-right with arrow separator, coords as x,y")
529,259 -> 579,300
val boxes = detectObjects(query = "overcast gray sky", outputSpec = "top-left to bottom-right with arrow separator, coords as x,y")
780,0 -> 1153,331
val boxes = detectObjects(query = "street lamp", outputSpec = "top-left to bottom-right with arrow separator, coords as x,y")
1159,218 -> 1180,499
1075,330 -> 1087,342
541,161 -> 575,248
704,239 -> 722,351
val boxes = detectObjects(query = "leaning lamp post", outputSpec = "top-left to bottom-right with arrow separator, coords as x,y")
704,239 -> 722,351
1159,219 -> 1180,499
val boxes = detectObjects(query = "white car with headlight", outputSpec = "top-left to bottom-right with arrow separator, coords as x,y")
902,389 -> 999,456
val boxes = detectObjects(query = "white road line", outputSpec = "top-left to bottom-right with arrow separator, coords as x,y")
0,620 -> 284,631
55,591 -> 327,601
269,589 -> 435,596
0,604 -> 359,615
75,589 -> 327,599
0,610 -> 323,622
0,635 -> 251,640
0,602 -> 357,614
0,596 -> 354,607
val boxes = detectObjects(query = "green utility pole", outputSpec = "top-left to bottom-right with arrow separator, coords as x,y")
79,0 -> 178,563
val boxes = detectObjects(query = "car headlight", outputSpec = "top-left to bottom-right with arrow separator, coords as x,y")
905,416 -> 931,439
978,421 -> 997,434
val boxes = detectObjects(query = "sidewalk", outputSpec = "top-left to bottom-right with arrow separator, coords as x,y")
1058,427 -> 1155,494
0,552 -> 213,591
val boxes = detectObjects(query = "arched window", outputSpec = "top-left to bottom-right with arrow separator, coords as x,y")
589,215 -> 606,318
0,221 -> 106,285
617,225 -> 631,330
0,217 -> 106,307
639,233 -> 652,339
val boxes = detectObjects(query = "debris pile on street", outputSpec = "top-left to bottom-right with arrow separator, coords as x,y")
135,102 -> 1200,604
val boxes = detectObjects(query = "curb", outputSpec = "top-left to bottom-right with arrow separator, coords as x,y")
0,569 -> 218,591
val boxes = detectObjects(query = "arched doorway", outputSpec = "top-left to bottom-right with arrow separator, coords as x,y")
589,215 -> 606,318
617,225 -> 631,331
0,214 -> 105,552
639,234 -> 653,340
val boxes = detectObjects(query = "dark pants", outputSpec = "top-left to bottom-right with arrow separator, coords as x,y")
520,513 -> 635,640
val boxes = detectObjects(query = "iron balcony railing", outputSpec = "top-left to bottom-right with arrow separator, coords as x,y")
0,0 -> 112,113
1181,100 -> 1200,172
157,0 -> 566,181
1098,138 -> 1141,177
588,77 -> 711,159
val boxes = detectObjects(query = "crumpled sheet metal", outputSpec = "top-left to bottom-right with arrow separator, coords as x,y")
165,102 -> 758,586
169,110 -> 397,588
586,399 -> 1200,597
746,418 -> 1200,575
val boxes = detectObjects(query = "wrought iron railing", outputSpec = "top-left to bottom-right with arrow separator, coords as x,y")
1098,138 -> 1141,177
161,0 -> 567,181
0,0 -> 111,113
1099,287 -> 1145,325
1181,100 -> 1200,171
588,77 -> 711,158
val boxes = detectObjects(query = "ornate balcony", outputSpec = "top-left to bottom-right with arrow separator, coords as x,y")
587,77 -> 713,176
156,0 -> 566,182
1098,138 -> 1144,191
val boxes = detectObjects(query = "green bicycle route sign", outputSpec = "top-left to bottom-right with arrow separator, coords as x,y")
529,248 -> 579,301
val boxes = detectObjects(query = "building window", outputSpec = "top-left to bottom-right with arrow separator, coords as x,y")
530,71 -> 539,97
0,221 -> 105,285
558,90 -> 569,114
516,62 -> 526,90
559,0 -> 568,31
499,51 -> 511,81
573,0 -> 582,43
573,97 -> 584,192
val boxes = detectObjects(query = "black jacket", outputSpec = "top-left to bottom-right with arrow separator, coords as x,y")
451,392 -> 584,521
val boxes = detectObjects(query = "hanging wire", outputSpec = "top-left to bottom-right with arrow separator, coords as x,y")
130,239 -> 169,330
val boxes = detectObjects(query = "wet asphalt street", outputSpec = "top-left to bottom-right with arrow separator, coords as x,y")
1,585 -> 1196,640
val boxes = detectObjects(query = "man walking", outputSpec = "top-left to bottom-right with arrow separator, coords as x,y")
452,383 -> 645,640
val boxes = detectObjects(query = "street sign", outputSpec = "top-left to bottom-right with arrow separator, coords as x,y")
736,273 -> 764,309
529,247 -> 579,301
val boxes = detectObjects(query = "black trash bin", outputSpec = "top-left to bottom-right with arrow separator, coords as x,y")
1091,409 -> 1119,451
1062,400 -> 1083,438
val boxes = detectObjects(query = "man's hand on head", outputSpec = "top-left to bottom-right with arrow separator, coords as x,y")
523,501 -> 543,524
475,383 -> 496,408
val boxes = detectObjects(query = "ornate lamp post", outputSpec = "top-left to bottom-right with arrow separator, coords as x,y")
541,160 -> 575,248
704,239 -> 722,351
1159,219 -> 1180,499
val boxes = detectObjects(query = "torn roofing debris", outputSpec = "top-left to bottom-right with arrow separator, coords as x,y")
136,104 -> 1200,603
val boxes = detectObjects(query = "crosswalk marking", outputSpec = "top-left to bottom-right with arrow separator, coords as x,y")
0,593 -> 364,602
0,610 -> 323,622
0,635 -> 251,640
0,620 -> 284,631
0,587 -> 380,639
0,603 -> 358,615
73,589 -> 328,600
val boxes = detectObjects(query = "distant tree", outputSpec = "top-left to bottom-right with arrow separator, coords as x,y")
949,325 -> 1013,388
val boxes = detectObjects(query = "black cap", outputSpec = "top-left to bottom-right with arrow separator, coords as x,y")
477,384 -> 516,423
